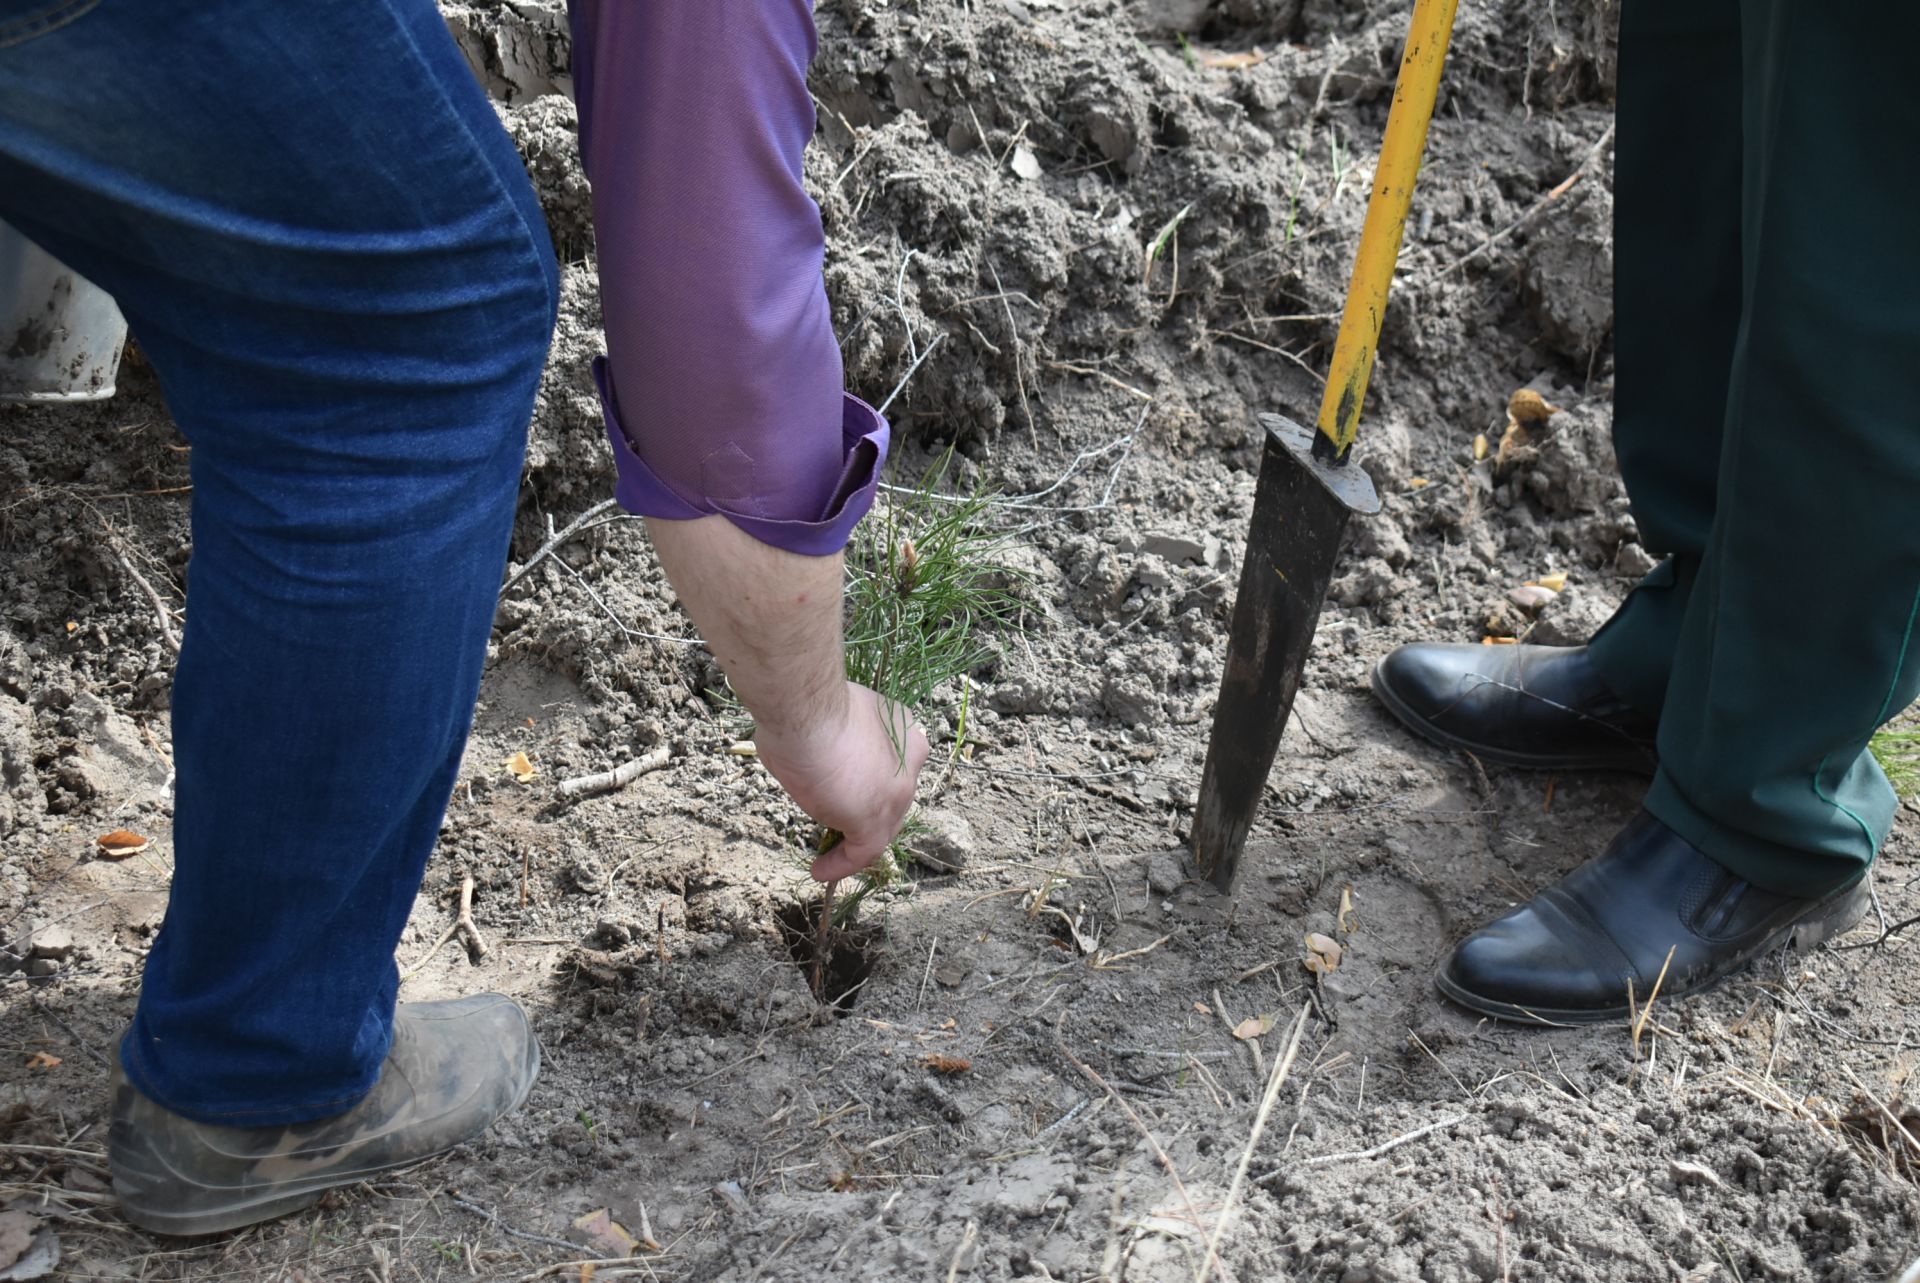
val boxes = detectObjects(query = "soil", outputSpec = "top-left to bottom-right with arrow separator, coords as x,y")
4,1 -> 1918,1281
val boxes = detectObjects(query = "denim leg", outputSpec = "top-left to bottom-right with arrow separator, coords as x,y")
0,0 -> 558,1122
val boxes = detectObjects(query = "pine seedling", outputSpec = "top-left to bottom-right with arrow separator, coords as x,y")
809,453 -> 1027,995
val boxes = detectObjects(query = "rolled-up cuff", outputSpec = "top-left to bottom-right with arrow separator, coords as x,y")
594,357 -> 889,557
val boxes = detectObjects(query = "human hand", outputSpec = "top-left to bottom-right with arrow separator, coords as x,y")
754,681 -> 931,883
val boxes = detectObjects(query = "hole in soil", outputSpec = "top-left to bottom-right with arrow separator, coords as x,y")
776,900 -> 879,1013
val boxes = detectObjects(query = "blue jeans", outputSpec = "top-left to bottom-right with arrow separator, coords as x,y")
0,0 -> 559,1122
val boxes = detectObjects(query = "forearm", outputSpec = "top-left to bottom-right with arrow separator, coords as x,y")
646,515 -> 847,745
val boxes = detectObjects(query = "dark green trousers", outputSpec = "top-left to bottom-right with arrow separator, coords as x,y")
1585,0 -> 1920,897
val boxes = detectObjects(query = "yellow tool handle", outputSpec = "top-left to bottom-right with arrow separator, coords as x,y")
1313,0 -> 1459,463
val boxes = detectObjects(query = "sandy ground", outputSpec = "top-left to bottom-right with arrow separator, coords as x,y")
3,1 -> 1917,1280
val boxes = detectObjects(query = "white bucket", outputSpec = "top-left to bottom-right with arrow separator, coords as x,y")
0,219 -> 127,403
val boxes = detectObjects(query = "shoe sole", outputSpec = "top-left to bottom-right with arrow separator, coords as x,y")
1433,878 -> 1873,1026
1370,658 -> 1657,775
116,1035 -> 541,1237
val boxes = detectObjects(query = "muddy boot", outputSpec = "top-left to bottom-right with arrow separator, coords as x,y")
1371,643 -> 1659,772
109,995 -> 539,1236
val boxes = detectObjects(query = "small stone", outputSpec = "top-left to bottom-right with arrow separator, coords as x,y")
1140,533 -> 1207,563
566,856 -> 605,895
1615,542 -> 1659,579
27,925 -> 73,962
1669,1158 -> 1723,1189
62,1168 -> 108,1195
1145,851 -> 1187,896
712,1180 -> 749,1215
1132,555 -> 1175,592
908,808 -> 975,871
1530,590 -> 1618,647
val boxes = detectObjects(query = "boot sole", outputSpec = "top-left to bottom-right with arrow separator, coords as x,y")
1433,878 -> 1873,1026
1370,658 -> 1658,775
116,1035 -> 541,1237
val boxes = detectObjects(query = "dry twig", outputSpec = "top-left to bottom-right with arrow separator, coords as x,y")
554,747 -> 671,800
107,540 -> 181,655
1258,1112 -> 1469,1181
446,1191 -> 579,1254
1841,1063 -> 1920,1162
499,498 -> 622,599
1055,1027 -> 1204,1232
1423,123 -> 1616,284
403,872 -> 489,979
1630,944 -> 1677,1061
1195,1004 -> 1311,1283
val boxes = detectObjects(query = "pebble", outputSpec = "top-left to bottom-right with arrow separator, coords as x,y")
28,925 -> 74,961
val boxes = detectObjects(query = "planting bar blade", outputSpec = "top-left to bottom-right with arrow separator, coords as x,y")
1191,414 -> 1380,892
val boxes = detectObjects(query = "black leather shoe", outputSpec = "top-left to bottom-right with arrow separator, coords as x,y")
1372,643 -> 1658,772
1437,810 -> 1870,1025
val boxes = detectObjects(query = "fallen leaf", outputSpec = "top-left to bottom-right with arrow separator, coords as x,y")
1472,433 -> 1490,461
95,829 -> 149,859
1337,885 -> 1357,935
1199,47 -> 1267,69
505,751 -> 538,783
571,1209 -> 636,1259
64,622 -> 76,634
1304,932 -> 1343,974
1193,1000 -> 1212,1015
1010,145 -> 1043,181
24,1053 -> 60,1070
1408,477 -> 1430,489
1508,388 -> 1561,424
1494,418 -> 1532,472
580,1266 -> 596,1283
0,1211 -> 57,1282
1233,1013 -> 1276,1041
1531,571 -> 1569,592
924,1053 -> 972,1075
1482,636 -> 1518,645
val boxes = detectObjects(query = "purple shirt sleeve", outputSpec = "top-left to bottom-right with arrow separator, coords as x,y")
568,0 -> 887,556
